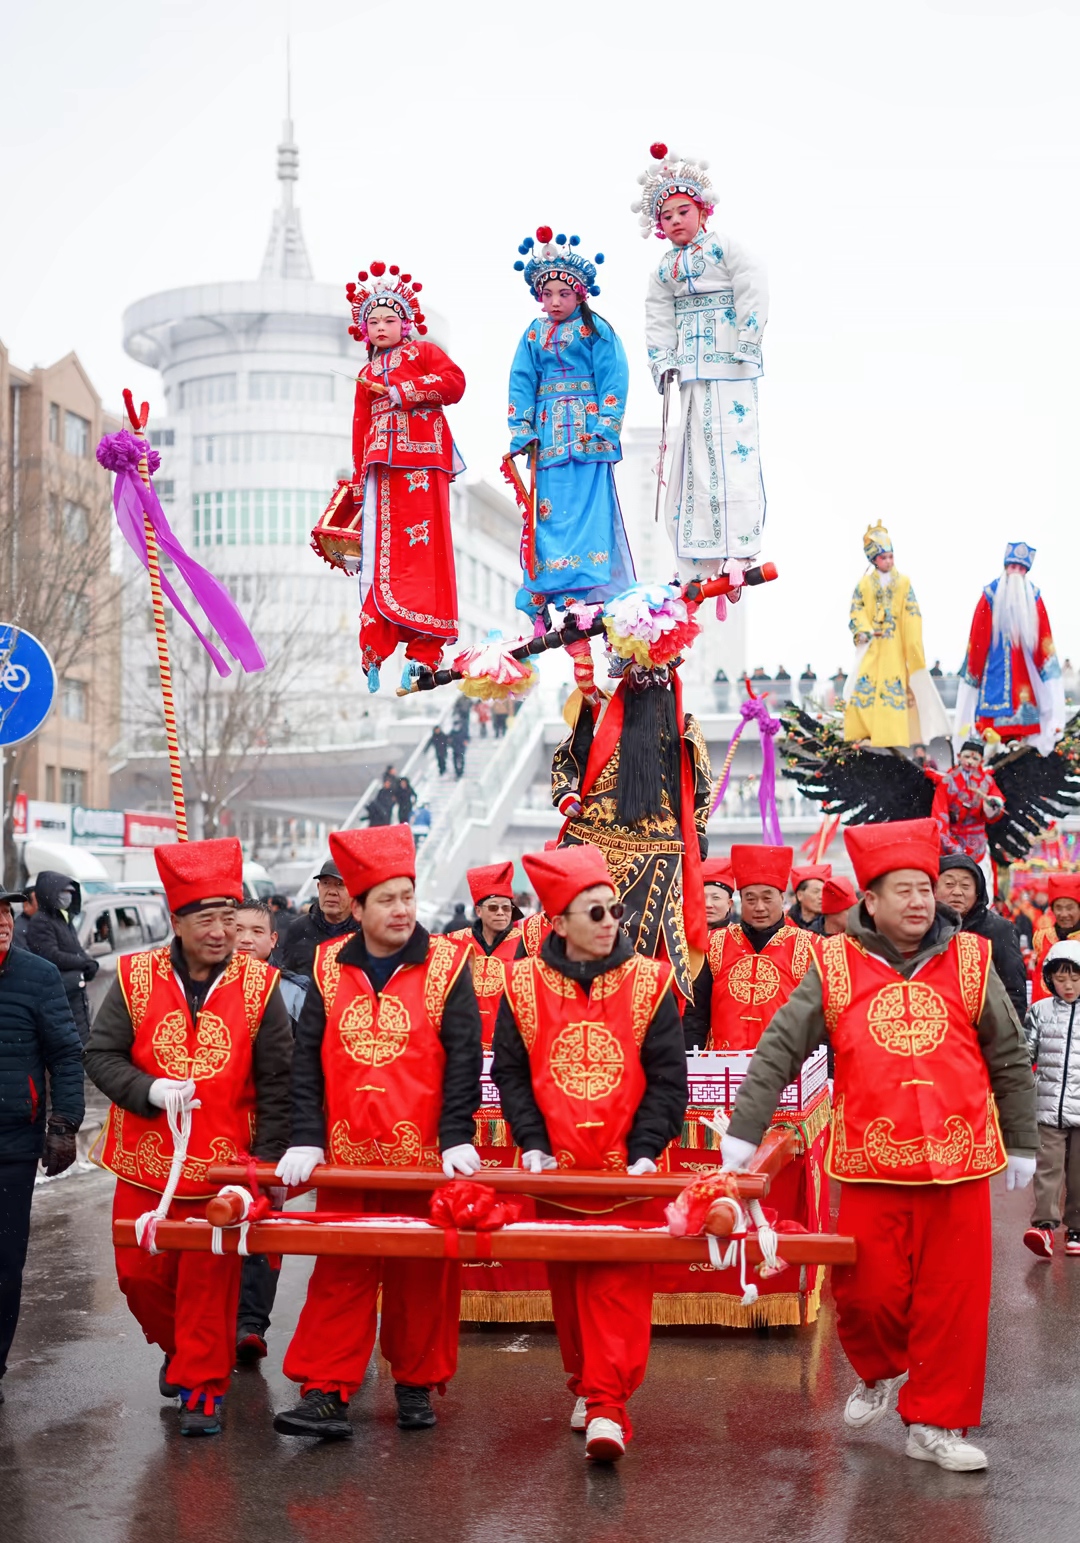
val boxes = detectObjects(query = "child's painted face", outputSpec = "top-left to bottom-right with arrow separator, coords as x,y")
659,195 -> 704,247
959,750 -> 983,771
367,307 -> 404,349
1051,963 -> 1080,1002
539,280 -> 580,322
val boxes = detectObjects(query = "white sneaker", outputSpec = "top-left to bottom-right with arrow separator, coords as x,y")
585,1417 -> 625,1462
569,1396 -> 588,1431
905,1424 -> 987,1471
843,1372 -> 908,1428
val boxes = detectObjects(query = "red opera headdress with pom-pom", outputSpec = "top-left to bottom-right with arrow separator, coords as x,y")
630,140 -> 715,239
345,261 -> 427,342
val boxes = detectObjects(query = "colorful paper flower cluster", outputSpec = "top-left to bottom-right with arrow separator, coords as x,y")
452,633 -> 538,701
602,583 -> 701,668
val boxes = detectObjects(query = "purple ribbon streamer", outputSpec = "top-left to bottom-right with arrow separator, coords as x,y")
710,695 -> 784,845
105,454 -> 265,678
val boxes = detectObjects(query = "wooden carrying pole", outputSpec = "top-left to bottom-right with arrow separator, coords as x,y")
113,1216 -> 855,1266
123,390 -> 187,839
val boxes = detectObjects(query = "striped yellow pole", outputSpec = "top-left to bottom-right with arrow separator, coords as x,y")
126,395 -> 188,840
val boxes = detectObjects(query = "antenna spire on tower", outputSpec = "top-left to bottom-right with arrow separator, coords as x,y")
259,36 -> 313,281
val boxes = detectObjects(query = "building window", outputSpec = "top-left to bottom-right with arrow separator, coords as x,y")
191,489 -> 323,546
179,374 -> 238,410
249,371 -> 334,403
64,411 -> 90,458
48,403 -> 60,443
157,480 -> 175,502
148,429 -> 175,448
66,592 -> 90,636
60,767 -> 86,805
61,678 -> 88,721
45,765 -> 56,800
146,665 -> 160,686
193,432 -> 348,465
63,500 -> 89,543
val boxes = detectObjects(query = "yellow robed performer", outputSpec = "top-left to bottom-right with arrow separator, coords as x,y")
843,524 -> 950,748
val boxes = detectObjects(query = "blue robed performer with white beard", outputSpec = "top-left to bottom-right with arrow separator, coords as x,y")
954,542 -> 1065,757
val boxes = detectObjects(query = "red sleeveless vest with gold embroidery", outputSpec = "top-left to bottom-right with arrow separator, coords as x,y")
503,954 -> 671,1170
96,947 -> 278,1196
447,925 -> 522,1049
818,932 -> 1006,1184
315,932 -> 471,1168
520,912 -> 550,958
707,924 -> 816,1050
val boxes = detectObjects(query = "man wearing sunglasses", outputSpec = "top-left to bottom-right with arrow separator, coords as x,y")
446,861 -> 523,1048
492,844 -> 687,1464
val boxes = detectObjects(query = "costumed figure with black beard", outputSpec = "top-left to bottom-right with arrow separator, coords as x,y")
550,585 -> 713,1002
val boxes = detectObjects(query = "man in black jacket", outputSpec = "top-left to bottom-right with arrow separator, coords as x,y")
492,845 -> 687,1464
280,859 -> 358,978
24,871 -> 98,1042
0,888 -> 84,1404
935,854 -> 1028,1023
273,824 -> 483,1442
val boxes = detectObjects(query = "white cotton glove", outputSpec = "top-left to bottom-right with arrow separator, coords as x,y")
720,1133 -> 758,1172
627,1156 -> 658,1176
1006,1154 -> 1036,1191
442,1143 -> 484,1178
521,1149 -> 558,1173
148,1077 -> 198,1112
275,1146 -> 324,1187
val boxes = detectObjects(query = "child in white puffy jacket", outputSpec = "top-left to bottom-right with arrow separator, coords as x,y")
1023,939 -> 1080,1259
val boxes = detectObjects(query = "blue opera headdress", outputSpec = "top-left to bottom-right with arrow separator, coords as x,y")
1004,541 -> 1035,571
630,141 -> 715,240
513,227 -> 604,299
863,523 -> 893,562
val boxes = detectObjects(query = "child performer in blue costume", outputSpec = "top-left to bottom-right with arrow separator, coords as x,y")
507,228 -> 635,632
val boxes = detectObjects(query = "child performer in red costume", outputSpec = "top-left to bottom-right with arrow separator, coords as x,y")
492,845 -> 687,1463
346,263 -> 466,691
724,818 -> 1036,1472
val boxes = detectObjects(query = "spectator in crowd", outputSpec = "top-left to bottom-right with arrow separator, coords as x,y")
809,876 -> 857,936
411,804 -> 432,848
0,886 -> 84,1405
428,725 -> 450,774
798,665 -> 817,700
475,701 -> 492,738
281,860 -> 359,978
237,903 -> 308,1026
267,895 -> 294,953
929,659 -> 944,677
10,888 -> 36,950
444,902 -> 469,935
935,855 -> 1028,1023
1023,941 -> 1080,1259
911,743 -> 939,771
396,774 -> 417,824
366,768 -> 400,827
492,698 -> 511,738
24,872 -> 98,1044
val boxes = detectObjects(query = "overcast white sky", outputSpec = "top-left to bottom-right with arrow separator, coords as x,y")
4,0 -> 1080,680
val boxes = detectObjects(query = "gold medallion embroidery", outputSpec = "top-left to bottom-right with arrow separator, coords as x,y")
472,955 -> 507,998
866,981 -> 949,1056
329,1117 -> 439,1169
339,993 -> 411,1066
549,1021 -> 624,1101
151,1009 -> 233,1080
726,953 -> 782,1006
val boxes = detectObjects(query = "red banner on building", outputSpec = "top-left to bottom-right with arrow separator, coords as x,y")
124,810 -> 177,847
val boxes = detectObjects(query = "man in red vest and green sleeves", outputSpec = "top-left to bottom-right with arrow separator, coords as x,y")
272,824 -> 483,1441
446,860 -> 523,1048
683,845 -> 817,1051
84,838 -> 293,1437
722,818 -> 1037,1471
492,845 -> 687,1463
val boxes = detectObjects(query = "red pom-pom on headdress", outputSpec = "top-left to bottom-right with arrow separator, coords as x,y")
370,260 -> 386,277
356,270 -> 368,281
650,141 -> 668,160
535,225 -> 553,243
389,265 -> 399,275
413,282 -> 422,292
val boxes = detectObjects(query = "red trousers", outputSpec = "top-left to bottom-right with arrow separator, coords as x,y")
112,1179 -> 240,1398
360,596 -> 447,671
832,1178 -> 992,1429
282,1190 -> 461,1399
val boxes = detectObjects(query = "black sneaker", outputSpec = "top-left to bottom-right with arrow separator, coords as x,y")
159,1356 -> 182,1399
273,1389 -> 352,1439
395,1383 -> 436,1430
179,1393 -> 223,1437
235,1333 -> 268,1366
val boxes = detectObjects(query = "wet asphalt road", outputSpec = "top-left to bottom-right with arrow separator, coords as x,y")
1,1162 -> 1077,1543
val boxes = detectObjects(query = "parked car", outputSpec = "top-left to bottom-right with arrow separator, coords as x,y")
77,890 -> 172,1019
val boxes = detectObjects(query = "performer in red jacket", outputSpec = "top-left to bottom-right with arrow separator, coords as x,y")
272,825 -> 483,1440
492,845 -> 687,1462
724,818 -> 1037,1471
1031,872 -> 1080,1003
345,263 -> 466,690
446,861 -> 523,1049
683,845 -> 816,1050
84,839 -> 292,1437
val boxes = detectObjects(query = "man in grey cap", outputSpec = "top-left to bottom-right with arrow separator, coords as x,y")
280,858 -> 359,979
